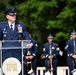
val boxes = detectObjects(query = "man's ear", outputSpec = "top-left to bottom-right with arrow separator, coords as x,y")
6,15 -> 8,19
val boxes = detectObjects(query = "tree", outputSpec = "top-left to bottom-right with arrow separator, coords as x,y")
17,0 -> 75,51
0,0 -> 76,53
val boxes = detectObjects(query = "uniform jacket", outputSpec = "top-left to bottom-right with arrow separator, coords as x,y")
43,42 -> 59,60
0,21 -> 30,52
25,40 -> 38,57
65,39 -> 76,56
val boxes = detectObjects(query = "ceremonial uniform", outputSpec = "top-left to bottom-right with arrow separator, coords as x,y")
0,7 -> 30,62
0,21 -> 29,61
43,34 -> 58,75
24,34 -> 38,75
0,7 -> 30,75
65,31 -> 76,75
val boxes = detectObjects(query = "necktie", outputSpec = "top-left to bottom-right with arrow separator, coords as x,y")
74,40 -> 76,51
49,45 -> 52,54
74,39 -> 76,63
74,40 -> 76,54
75,40 -> 76,50
10,25 -> 13,31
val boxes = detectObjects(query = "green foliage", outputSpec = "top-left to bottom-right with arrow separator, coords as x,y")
0,0 -> 76,52
54,32 -> 69,43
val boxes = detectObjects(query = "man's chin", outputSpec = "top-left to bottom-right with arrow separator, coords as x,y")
11,19 -> 16,22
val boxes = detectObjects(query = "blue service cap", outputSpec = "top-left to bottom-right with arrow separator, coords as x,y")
47,34 -> 53,38
71,31 -> 76,35
3,7 -> 17,15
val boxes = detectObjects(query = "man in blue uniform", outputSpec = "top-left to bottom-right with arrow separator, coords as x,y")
24,34 -> 38,75
43,34 -> 59,75
0,7 -> 30,63
65,31 -> 76,75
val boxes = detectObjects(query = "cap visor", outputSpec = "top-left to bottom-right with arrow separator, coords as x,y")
8,13 -> 17,15
47,37 -> 53,38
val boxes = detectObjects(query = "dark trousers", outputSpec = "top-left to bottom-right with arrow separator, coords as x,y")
44,58 -> 57,75
67,57 -> 74,75
24,58 -> 37,75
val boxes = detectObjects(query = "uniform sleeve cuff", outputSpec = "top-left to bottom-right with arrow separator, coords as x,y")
32,53 -> 36,56
46,55 -> 48,57
53,54 -> 56,57
70,53 -> 73,56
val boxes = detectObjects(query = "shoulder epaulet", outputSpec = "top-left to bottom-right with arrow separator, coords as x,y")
52,42 -> 57,45
0,22 -> 6,24
67,39 -> 71,42
18,22 -> 25,26
45,43 -> 48,45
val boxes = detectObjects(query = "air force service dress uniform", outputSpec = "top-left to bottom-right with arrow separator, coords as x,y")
24,39 -> 38,75
0,22 -> 30,62
0,7 -> 30,62
43,34 -> 59,75
65,31 -> 76,75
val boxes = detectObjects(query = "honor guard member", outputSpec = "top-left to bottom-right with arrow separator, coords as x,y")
43,34 -> 59,75
24,34 -> 38,75
65,31 -> 76,75
0,7 -> 30,62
